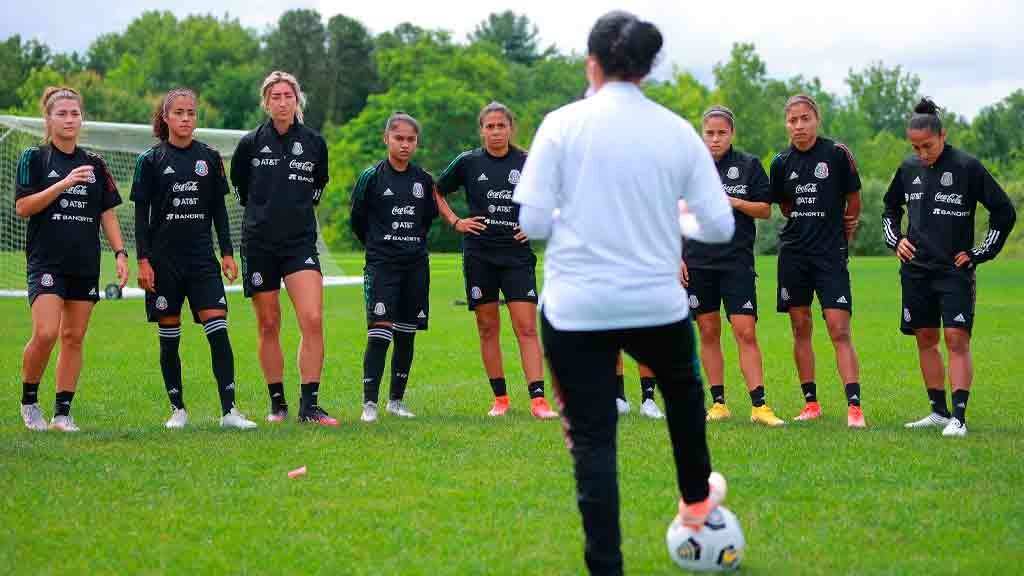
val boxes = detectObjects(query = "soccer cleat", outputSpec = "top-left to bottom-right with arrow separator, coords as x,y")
220,408 -> 257,430
298,405 -> 339,427
266,406 -> 288,423
639,398 -> 665,419
488,395 -> 510,417
386,400 -> 416,418
706,402 -> 731,421
531,397 -> 558,419
616,398 -> 631,415
750,405 -> 785,427
847,405 -> 866,428
678,471 -> 728,530
49,415 -> 80,432
793,401 -> 822,421
361,401 -> 378,422
905,412 -> 951,429
20,403 -> 48,431
941,417 -> 967,437
165,408 -> 189,429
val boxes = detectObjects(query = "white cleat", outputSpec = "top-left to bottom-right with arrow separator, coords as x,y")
616,398 -> 631,415
220,408 -> 258,430
49,415 -> 80,432
20,403 -> 48,431
905,412 -> 951,429
361,401 -> 378,422
639,398 -> 665,419
165,408 -> 189,429
942,418 -> 968,438
386,400 -> 416,418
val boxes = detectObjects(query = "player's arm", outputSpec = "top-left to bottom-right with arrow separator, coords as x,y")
312,136 -> 328,206
768,154 -> 791,217
837,143 -> 862,240
350,166 -> 374,245
14,149 -> 92,218
230,134 -> 251,207
210,151 -> 237,282
731,159 -> 771,219
130,151 -> 157,291
681,132 -> 734,244
96,157 -> 128,288
881,166 -> 911,261
514,118 -> 560,240
966,159 -> 1017,266
844,190 -> 862,241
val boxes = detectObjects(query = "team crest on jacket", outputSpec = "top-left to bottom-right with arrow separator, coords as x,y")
412,182 -> 424,198
195,160 -> 209,176
726,166 -> 739,180
941,172 -> 953,187
292,142 -> 303,156
508,169 -> 521,185
814,162 -> 829,179
86,171 -> 97,184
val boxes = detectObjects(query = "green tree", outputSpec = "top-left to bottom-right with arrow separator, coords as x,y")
468,11 -> 551,65
265,9 -> 327,129
645,69 -> 711,127
0,35 -> 52,110
845,62 -> 921,136
324,14 -> 379,126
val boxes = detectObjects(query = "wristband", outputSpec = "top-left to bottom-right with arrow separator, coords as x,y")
114,249 -> 128,259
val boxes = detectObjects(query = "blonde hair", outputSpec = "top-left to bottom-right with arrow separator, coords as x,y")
261,71 -> 306,123
40,86 -> 83,143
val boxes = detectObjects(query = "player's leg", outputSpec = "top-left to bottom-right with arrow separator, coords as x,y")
939,269 -> 975,437
194,274 -> 256,429
283,268 -> 333,426
21,289 -> 62,431
614,352 -> 629,414
386,260 -> 429,418
902,270 -> 950,429
245,245 -> 288,421
509,302 -> 554,419
361,262 -> 397,422
729,315 -> 781,426
50,298 -> 96,432
779,253 -> 819,420
147,259 -> 188,427
541,314 -> 623,574
697,312 -> 728,420
635,362 -> 663,419
466,254 -> 508,414
819,256 -> 862,427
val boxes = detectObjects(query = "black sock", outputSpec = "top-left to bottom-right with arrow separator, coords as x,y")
363,327 -> 392,404
203,317 -> 235,415
749,386 -> 766,408
640,377 -> 657,402
55,390 -> 74,417
301,382 -> 320,412
528,381 -> 545,399
952,389 -> 970,423
845,383 -> 861,407
616,374 -> 626,401
390,326 -> 416,401
268,382 -> 287,412
927,388 -> 950,417
801,382 -> 817,403
710,385 -> 725,405
489,377 -> 508,397
21,382 -> 39,406
159,324 -> 184,410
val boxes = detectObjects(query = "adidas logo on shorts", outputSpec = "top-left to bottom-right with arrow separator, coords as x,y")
47,170 -> 60,178
417,310 -> 427,319
260,146 -> 273,154
89,287 -> 97,296
953,313 -> 966,323
836,296 -> 849,304
742,301 -> 754,309
163,166 -> 175,174
527,289 -> 536,297
477,173 -> 488,181
304,257 -> 315,265
218,296 -> 226,305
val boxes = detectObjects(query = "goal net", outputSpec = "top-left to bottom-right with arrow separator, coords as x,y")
0,115 -> 355,298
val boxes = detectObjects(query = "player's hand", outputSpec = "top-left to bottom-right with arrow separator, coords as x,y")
115,252 -> 129,289
62,165 -> 94,188
953,251 -> 972,268
222,255 -> 238,283
896,238 -> 916,263
455,216 -> 487,236
843,214 -> 859,238
679,260 -> 689,287
137,258 -> 156,293
727,196 -> 741,208
513,226 -> 528,243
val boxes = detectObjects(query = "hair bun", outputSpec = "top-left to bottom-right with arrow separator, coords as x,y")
914,98 -> 940,116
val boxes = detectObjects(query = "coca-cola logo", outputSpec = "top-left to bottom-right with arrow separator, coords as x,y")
795,183 -> 818,195
289,160 -> 315,172
172,181 -> 199,193
934,192 -> 963,205
486,189 -> 514,200
391,205 -> 416,216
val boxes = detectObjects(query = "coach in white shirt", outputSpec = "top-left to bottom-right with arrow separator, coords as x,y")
514,11 -> 735,576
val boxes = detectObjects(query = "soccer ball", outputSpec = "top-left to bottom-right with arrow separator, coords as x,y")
666,506 -> 745,572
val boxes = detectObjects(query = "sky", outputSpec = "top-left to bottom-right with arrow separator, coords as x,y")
4,0 -> 1022,119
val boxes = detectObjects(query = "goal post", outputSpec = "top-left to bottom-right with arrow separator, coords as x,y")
0,115 -> 354,298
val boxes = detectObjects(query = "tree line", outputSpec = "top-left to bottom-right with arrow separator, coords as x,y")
2,9 -> 1020,255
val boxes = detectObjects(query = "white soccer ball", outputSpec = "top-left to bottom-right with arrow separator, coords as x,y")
666,506 -> 745,572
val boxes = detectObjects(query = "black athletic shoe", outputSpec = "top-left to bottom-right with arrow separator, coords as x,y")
298,405 -> 339,427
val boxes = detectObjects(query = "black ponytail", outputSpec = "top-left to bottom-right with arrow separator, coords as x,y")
587,11 -> 663,80
909,97 -> 943,134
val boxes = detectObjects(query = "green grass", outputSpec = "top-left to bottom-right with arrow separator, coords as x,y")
1,254 -> 1023,575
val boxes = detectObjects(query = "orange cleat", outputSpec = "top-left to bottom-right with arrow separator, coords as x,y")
530,397 -> 558,419
488,395 -> 511,417
793,401 -> 821,421
847,405 -> 866,428
678,472 -> 727,530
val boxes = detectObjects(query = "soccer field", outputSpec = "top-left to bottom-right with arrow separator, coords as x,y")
2,254 -> 1022,575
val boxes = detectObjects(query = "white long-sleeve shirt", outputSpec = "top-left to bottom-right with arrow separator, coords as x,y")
514,81 -> 734,331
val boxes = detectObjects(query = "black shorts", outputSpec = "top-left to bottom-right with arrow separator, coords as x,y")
687,266 -> 757,319
242,243 -> 321,297
146,256 -> 226,324
900,266 -> 975,335
777,251 -> 852,314
463,251 -> 538,311
27,270 -> 99,305
364,258 -> 430,330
